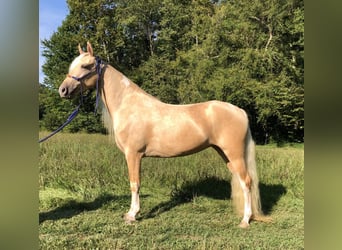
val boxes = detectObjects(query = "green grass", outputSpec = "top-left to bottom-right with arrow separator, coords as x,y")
39,132 -> 304,249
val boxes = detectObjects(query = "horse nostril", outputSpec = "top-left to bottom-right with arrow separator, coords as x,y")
60,87 -> 68,97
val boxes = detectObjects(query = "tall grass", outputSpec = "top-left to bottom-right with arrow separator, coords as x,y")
39,132 -> 304,249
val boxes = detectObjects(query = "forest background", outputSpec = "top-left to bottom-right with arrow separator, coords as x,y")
39,0 -> 304,144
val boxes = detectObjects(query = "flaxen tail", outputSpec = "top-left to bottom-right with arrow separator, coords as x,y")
244,128 -> 263,218
231,127 -> 271,222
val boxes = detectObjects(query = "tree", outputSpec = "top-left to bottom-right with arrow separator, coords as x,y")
40,0 -> 304,143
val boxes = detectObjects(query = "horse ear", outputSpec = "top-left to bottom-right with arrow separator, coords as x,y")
87,41 -> 94,56
78,44 -> 85,54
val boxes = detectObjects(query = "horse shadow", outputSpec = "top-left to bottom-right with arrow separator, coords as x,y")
39,179 -> 286,224
141,176 -> 286,220
39,193 -> 140,224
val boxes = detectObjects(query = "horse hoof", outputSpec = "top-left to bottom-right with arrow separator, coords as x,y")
238,221 -> 250,229
123,213 -> 136,224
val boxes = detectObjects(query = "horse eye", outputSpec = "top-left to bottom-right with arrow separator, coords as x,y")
81,64 -> 93,70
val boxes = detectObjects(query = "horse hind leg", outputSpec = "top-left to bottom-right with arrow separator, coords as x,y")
228,158 -> 252,228
213,144 -> 252,228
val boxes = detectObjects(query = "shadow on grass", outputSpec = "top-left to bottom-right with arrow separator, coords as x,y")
142,176 -> 286,220
259,183 -> 287,214
40,180 -> 286,223
39,193 -> 137,224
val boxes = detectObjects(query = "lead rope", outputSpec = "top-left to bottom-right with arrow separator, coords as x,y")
39,57 -> 103,143
94,56 -> 102,114
38,105 -> 80,143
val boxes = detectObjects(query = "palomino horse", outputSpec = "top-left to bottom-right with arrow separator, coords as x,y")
59,42 -> 263,228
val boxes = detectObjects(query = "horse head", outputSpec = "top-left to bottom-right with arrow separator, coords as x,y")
59,42 -> 98,98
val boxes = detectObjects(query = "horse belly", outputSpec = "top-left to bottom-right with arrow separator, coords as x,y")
145,120 -> 209,157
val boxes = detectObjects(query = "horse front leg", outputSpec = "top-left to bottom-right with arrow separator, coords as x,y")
124,151 -> 142,223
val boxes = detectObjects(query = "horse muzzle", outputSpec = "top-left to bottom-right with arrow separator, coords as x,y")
59,81 -> 79,98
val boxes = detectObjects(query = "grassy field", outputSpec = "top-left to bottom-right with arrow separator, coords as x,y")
39,132 -> 304,249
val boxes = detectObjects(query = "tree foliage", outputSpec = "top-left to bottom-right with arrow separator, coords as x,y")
40,0 -> 304,143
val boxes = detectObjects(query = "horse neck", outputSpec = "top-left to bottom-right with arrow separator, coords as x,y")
100,65 -> 141,115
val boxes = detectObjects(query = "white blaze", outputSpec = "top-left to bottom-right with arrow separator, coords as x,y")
69,54 -> 86,72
